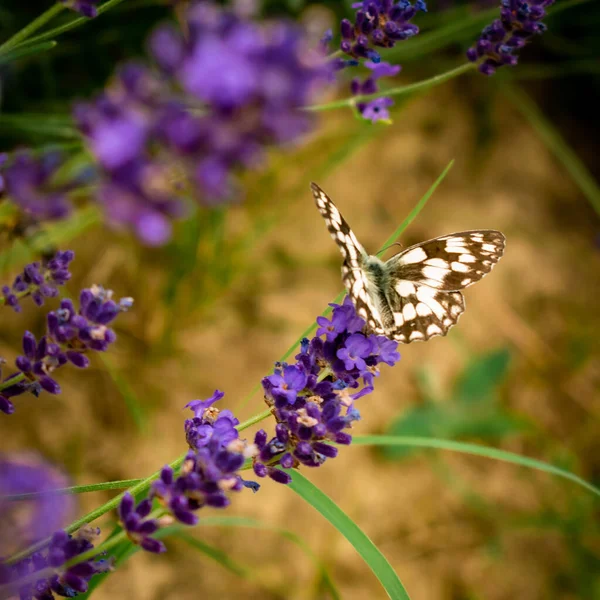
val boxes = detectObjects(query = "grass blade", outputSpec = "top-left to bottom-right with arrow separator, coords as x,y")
353,435 -> 600,498
289,470 -> 411,600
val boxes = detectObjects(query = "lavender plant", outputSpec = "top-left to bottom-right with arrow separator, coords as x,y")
1,0 -> 596,598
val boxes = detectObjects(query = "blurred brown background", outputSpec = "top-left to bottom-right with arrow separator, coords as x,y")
2,72 -> 600,599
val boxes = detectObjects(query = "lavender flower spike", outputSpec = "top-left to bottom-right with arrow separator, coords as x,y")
60,0 -> 100,17
1,284 -> 133,414
1,250 -> 74,312
340,0 -> 426,63
0,151 -> 73,220
351,61 -> 401,123
254,296 -> 400,484
117,391 -> 258,554
466,0 -> 555,75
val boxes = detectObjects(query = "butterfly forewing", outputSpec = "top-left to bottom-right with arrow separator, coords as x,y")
386,230 -> 506,291
311,183 -> 383,329
310,182 -> 505,344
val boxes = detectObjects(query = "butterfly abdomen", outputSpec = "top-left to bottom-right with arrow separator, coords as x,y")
362,256 -> 396,331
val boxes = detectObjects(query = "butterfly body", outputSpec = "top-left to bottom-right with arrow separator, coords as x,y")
311,182 -> 505,344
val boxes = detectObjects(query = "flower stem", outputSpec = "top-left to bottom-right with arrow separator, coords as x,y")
4,453 -> 187,566
0,372 -> 26,391
306,62 -> 476,112
0,3 -> 64,55
237,408 -> 272,432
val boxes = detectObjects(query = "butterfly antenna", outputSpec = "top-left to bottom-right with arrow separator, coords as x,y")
379,241 -> 403,255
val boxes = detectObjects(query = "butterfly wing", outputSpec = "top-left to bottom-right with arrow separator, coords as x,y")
381,231 -> 505,343
386,230 -> 506,291
310,182 -> 385,332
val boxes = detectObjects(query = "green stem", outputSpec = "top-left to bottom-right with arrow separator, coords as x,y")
237,408 -> 272,431
4,454 -> 186,566
0,3 -> 64,55
306,62 -> 475,112
0,372 -> 26,391
1,479 -> 144,501
8,0 -> 129,50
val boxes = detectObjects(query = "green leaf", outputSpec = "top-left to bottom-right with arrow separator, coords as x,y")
353,436 -> 600,498
384,405 -> 442,459
97,355 -> 147,432
174,531 -> 251,578
453,348 -> 511,405
289,470 -> 411,600
198,516 -> 340,599
0,41 -> 57,64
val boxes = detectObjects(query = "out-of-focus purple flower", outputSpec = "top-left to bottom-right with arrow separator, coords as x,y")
254,297 -> 400,483
340,0 -> 426,63
0,454 -> 76,557
120,391 -> 257,553
351,61 -> 401,123
466,0 -> 555,75
60,0 -> 100,17
0,526 -> 111,599
75,2 -> 329,244
0,284 -> 133,414
0,151 -> 73,220
1,250 -> 74,313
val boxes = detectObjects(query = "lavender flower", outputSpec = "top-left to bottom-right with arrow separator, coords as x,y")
1,250 -> 74,312
253,296 -> 400,484
340,0 -> 426,63
75,2 -> 329,245
118,391 -> 257,553
60,0 -> 100,17
351,61 -> 401,123
0,151 -> 73,221
466,0 -> 555,75
119,493 -> 167,554
0,285 -> 133,414
0,527 -> 111,600
0,455 -> 76,557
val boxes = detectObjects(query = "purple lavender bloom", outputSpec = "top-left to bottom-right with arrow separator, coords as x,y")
185,390 -> 239,450
1,284 -> 132,414
337,333 -> 374,371
0,526 -> 111,599
341,0 -> 426,63
75,2 -> 329,244
0,151 -> 73,220
264,364 -> 308,406
1,250 -> 74,312
119,492 -> 166,554
254,297 -> 400,483
0,454 -> 76,557
60,0 -> 100,17
466,0 -> 555,75
185,390 -> 225,418
351,61 -> 401,123
122,392 -> 257,553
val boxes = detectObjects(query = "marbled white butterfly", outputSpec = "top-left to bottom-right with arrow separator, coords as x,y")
311,182 -> 506,344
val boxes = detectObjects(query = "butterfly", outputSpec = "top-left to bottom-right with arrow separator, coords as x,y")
310,182 -> 505,344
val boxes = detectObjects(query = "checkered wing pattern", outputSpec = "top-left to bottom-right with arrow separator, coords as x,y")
310,182 -> 384,332
311,183 -> 506,343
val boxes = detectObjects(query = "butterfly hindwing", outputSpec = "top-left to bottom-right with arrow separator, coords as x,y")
383,279 -> 465,343
386,230 -> 506,291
